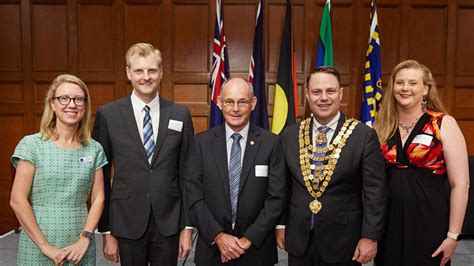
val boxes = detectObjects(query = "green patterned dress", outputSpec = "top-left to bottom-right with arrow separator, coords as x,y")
11,133 -> 107,265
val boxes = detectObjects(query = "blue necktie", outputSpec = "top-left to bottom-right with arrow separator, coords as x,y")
310,125 -> 331,229
143,105 -> 155,163
229,133 -> 242,224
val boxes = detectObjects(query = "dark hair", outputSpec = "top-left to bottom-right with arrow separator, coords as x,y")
306,66 -> 341,87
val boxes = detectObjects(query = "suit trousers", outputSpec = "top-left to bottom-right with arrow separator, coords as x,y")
288,231 -> 360,266
117,214 -> 179,266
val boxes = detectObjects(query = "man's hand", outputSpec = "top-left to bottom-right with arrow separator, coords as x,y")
178,228 -> 193,258
237,237 -> 252,251
352,237 -> 377,264
103,234 -> 120,262
214,232 -> 245,263
276,228 -> 285,249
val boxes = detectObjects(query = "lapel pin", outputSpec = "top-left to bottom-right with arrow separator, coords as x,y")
250,141 -> 255,145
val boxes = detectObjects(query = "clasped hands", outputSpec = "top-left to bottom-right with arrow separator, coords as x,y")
214,232 -> 252,263
40,237 -> 91,266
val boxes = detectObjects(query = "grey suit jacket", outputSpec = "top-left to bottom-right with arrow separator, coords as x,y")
185,124 -> 288,266
93,96 -> 193,239
282,114 -> 387,263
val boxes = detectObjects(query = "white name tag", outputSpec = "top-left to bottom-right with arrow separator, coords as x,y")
255,165 -> 268,177
168,119 -> 183,132
412,134 -> 433,146
79,156 -> 93,163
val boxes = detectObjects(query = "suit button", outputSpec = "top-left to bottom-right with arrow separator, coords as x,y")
146,193 -> 150,198
148,170 -> 153,175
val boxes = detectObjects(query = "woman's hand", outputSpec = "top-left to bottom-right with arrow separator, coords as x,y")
431,237 -> 457,266
62,237 -> 91,264
40,243 -> 66,266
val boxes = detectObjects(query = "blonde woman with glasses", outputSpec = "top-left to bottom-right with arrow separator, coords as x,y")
10,74 -> 107,265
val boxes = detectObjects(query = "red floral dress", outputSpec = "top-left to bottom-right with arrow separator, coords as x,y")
376,111 -> 450,266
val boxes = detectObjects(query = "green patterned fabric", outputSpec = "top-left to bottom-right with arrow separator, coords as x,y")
11,133 -> 107,265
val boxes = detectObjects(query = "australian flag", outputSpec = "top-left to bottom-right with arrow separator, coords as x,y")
209,0 -> 230,128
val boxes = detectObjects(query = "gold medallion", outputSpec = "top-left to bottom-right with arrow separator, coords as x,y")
309,199 -> 322,214
315,131 -> 327,146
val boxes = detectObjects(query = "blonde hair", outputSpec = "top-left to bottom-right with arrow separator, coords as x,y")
39,74 -> 92,144
374,60 -> 447,144
125,43 -> 162,67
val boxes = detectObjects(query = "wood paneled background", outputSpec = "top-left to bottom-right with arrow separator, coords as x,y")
0,0 -> 473,234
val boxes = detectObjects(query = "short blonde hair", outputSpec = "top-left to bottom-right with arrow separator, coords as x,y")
374,60 -> 446,143
125,43 -> 162,67
39,74 -> 92,144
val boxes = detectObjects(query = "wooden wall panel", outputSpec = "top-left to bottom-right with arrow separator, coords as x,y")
32,4 -> 68,71
225,4 -> 255,73
458,120 -> 474,155
331,4 -> 353,74
0,115 -> 24,234
172,4 -> 208,72
0,4 -> 21,71
33,82 -> 50,104
455,7 -> 474,75
408,5 -> 447,75
0,83 -> 23,103
78,4 -> 115,72
87,83 -> 116,104
125,4 -> 161,50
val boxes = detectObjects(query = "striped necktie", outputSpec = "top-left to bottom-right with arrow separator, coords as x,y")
229,133 -> 242,224
143,105 -> 155,163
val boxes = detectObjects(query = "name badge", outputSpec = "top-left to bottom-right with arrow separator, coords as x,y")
412,134 -> 433,146
168,119 -> 183,132
255,165 -> 268,177
79,156 -> 93,163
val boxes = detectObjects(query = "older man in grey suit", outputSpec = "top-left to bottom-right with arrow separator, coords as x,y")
93,43 -> 193,266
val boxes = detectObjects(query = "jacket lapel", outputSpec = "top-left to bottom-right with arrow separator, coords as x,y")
330,113 -> 347,144
119,97 -> 149,163
239,125 -> 260,195
212,125 -> 230,197
151,97 -> 171,166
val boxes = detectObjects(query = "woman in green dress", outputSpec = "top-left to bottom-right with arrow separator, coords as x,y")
10,74 -> 107,265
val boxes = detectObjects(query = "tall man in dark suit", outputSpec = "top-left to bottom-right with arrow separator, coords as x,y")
276,66 -> 387,265
185,77 -> 287,266
93,43 -> 193,265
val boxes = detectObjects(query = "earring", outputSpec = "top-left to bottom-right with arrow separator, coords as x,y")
422,95 -> 428,110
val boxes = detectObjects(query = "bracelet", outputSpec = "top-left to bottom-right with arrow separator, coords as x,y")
447,231 -> 459,240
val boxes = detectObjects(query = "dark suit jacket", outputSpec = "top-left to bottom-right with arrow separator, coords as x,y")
185,124 -> 288,266
93,96 -> 193,239
282,114 -> 387,263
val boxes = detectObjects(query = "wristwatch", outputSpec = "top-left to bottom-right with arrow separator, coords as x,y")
447,231 -> 459,240
80,231 -> 94,240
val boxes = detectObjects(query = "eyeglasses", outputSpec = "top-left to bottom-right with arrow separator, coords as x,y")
221,98 -> 253,108
53,96 -> 87,107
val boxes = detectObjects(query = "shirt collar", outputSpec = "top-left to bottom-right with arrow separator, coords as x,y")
225,122 -> 250,142
131,90 -> 160,111
312,111 -> 340,132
